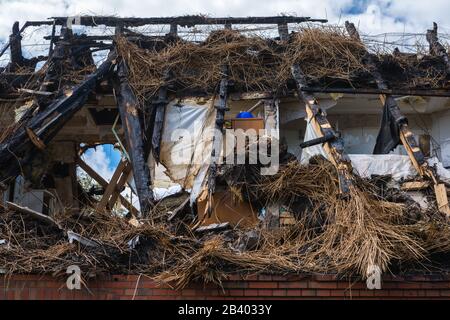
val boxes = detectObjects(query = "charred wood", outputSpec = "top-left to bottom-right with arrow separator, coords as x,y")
113,58 -> 155,217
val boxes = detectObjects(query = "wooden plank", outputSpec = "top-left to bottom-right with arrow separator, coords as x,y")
151,70 -> 169,162
5,201 -> 62,229
96,160 -> 128,211
107,161 -> 132,209
0,52 -> 116,181
401,181 -> 430,191
434,183 -> 450,216
76,158 -> 139,216
167,197 -> 190,222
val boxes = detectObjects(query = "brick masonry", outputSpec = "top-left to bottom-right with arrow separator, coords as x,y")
1,274 -> 450,300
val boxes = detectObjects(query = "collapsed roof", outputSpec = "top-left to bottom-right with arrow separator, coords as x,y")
1,15 -> 450,285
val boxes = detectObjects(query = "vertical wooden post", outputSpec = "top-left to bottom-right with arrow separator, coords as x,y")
114,59 -> 154,217
96,160 -> 130,211
277,23 -> 289,41
9,21 -> 23,71
426,22 -> 450,73
206,65 -> 229,214
169,23 -> 178,36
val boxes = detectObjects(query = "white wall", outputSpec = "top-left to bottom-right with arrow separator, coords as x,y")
432,110 -> 450,167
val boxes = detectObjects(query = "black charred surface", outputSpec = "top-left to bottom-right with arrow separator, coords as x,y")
114,58 -> 155,216
0,53 -> 116,182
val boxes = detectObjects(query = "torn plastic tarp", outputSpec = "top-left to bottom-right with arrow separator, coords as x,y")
300,117 -> 329,164
373,97 -> 407,154
158,98 -> 217,203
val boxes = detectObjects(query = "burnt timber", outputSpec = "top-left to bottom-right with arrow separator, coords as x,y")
1,15 -> 450,219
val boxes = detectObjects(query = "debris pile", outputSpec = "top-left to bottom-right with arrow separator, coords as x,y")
3,158 -> 450,288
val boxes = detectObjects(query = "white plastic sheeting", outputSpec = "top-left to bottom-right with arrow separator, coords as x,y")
350,154 -> 414,180
158,98 -> 217,203
300,118 -> 328,163
351,155 -> 450,183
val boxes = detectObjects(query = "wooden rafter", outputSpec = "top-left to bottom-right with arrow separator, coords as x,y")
76,158 -> 138,216
291,64 -> 353,194
96,160 -> 131,212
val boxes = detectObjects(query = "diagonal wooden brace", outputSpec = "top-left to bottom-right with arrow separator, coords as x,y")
292,64 -> 353,195
76,157 -> 138,216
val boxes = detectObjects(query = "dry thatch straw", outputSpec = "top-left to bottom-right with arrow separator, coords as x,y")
115,30 -> 283,104
3,159 -> 450,288
252,159 -> 428,276
115,25 -> 376,105
280,25 -> 370,84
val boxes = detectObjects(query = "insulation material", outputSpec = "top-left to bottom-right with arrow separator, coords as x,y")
350,154 -> 415,180
300,128 -> 450,182
350,155 -> 450,182
159,98 -> 217,193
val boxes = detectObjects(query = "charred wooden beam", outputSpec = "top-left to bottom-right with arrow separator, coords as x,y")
48,20 -> 57,56
426,22 -> 450,74
96,160 -> 131,211
0,20 -> 53,59
50,15 -> 327,28
346,21 -> 450,216
0,53 -> 116,181
292,64 -> 353,194
169,23 -> 178,36
42,25 -> 73,92
114,58 -> 154,217
207,65 -> 230,208
151,71 -> 170,163
9,22 -> 24,71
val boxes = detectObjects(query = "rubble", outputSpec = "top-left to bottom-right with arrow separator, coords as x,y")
1,15 -> 450,290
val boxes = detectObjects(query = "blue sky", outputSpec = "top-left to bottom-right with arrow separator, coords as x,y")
82,144 -> 122,181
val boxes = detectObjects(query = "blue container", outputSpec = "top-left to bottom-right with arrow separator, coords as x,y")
236,111 -> 254,119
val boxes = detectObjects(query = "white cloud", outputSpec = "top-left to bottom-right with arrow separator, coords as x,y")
0,0 -> 448,41
81,145 -> 114,181
0,0 -> 448,65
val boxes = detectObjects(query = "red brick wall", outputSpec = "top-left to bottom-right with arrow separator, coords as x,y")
1,274 -> 450,300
